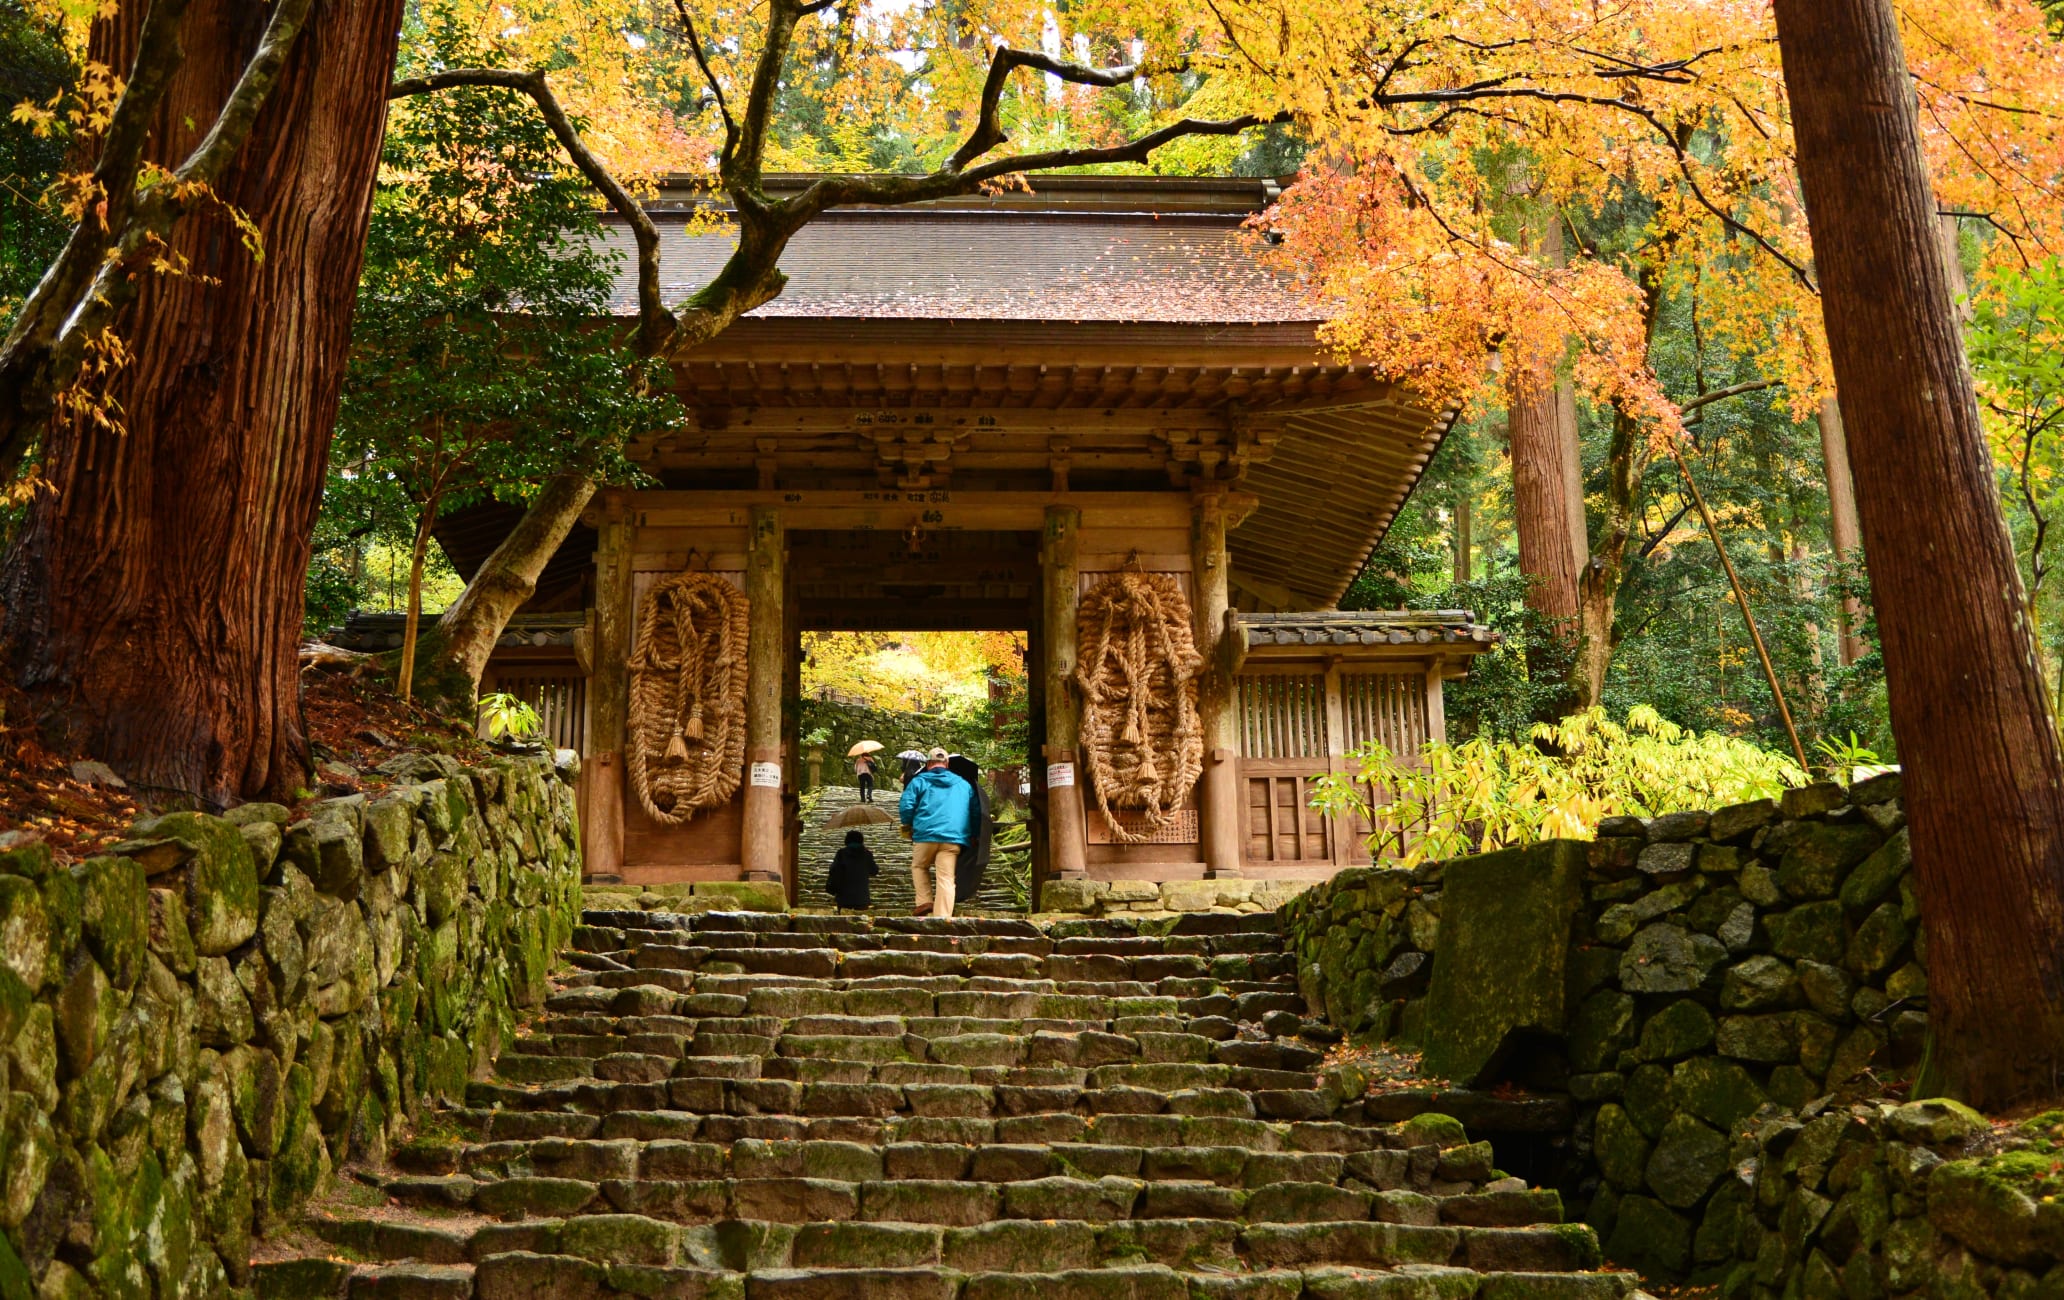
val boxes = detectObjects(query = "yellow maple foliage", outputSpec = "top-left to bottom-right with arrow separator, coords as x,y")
1209,0 -> 2064,428
802,630 -> 1026,714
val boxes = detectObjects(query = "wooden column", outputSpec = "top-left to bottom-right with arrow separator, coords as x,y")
1425,662 -> 1448,745
1042,505 -> 1089,880
742,506 -> 786,883
584,501 -> 631,881
1192,490 -> 1243,879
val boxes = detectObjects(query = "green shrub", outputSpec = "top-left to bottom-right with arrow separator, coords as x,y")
1312,705 -> 1805,867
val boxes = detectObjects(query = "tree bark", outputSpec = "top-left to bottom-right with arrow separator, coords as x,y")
425,468 -> 599,702
399,509 -> 434,703
1817,397 -> 1869,666
1452,490 -> 1472,584
1776,0 -> 2064,1109
0,0 -> 403,805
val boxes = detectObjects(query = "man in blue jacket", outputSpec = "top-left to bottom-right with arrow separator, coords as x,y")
899,747 -> 975,917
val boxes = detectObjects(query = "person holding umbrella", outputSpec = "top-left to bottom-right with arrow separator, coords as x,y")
849,740 -> 884,803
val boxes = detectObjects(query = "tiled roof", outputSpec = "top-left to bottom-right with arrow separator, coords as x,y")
598,176 -> 1323,326
325,611 -> 583,653
1239,610 -> 1499,649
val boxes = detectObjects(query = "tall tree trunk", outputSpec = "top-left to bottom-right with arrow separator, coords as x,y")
1570,400 -> 1648,707
1452,489 -> 1472,584
0,0 -> 403,805
1558,380 -> 1585,569
1776,0 -> 2064,1110
1817,397 -> 1869,666
399,508 -> 435,703
1505,213 -> 1585,712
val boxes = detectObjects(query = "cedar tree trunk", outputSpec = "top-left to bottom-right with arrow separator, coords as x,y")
0,0 -> 403,805
1776,0 -> 2064,1109
1508,366 -> 1584,712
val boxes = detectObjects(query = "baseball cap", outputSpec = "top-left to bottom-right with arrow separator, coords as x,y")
928,747 -> 950,763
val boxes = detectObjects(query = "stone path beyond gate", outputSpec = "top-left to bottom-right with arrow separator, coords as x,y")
254,909 -> 1645,1298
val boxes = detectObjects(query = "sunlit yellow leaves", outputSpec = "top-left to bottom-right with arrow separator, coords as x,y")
1310,704 -> 1803,868
802,631 -> 1026,715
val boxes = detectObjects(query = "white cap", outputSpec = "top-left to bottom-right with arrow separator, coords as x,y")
928,747 -> 950,763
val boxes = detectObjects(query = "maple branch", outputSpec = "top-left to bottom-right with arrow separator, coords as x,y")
671,0 -> 739,168
947,47 -> 1162,172
389,68 -> 673,356
1368,84 -> 1818,292
1677,379 -> 1778,415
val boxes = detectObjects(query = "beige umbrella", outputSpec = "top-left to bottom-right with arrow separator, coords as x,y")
828,803 -> 894,828
847,739 -> 885,758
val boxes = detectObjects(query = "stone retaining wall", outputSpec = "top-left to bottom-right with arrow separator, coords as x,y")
0,751 -> 582,1296
1279,774 -> 1927,1285
1730,1098 -> 2064,1299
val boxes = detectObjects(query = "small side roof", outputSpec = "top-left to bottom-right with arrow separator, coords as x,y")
1240,610 -> 1498,649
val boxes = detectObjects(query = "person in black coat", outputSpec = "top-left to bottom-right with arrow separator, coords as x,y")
826,830 -> 878,911
945,754 -> 992,906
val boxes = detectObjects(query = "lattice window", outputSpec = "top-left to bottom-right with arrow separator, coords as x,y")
1244,775 -> 1331,861
1237,672 -> 1329,758
1339,671 -> 1429,760
489,673 -> 588,753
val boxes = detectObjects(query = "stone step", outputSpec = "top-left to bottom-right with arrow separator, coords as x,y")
374,1173 -> 1567,1231
296,1212 -> 1600,1275
573,930 -> 1293,960
266,1252 -> 1637,1300
433,1104 -> 1456,1149
500,1029 -> 1326,1074
580,908 -> 1284,935
385,1143 -> 1551,1216
541,980 -> 1306,1023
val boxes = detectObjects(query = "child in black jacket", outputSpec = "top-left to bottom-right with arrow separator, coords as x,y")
826,830 -> 879,911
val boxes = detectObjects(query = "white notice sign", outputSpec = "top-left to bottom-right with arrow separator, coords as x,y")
1047,762 -> 1076,789
749,762 -> 782,788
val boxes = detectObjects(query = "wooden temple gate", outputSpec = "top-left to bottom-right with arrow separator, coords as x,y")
430,175 -> 1497,903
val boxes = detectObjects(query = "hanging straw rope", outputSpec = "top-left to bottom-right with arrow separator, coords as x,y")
628,572 -> 751,825
1074,569 -> 1205,842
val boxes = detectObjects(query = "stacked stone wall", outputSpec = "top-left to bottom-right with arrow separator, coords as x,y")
1280,773 -> 1934,1285
0,751 -> 582,1296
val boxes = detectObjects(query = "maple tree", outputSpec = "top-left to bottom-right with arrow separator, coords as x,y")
1239,0 -> 2064,709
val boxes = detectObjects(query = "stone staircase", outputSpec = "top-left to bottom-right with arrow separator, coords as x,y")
255,910 -> 1640,1299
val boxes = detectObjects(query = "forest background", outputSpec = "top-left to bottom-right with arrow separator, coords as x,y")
7,0 -> 2063,764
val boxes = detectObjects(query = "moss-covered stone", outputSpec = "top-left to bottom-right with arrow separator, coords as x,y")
75,857 -> 147,993
1624,1064 -> 1673,1139
1605,1193 -> 1693,1276
1594,1104 -> 1652,1190
1774,823 -> 1881,900
279,812 -> 362,901
1929,1158 -> 2049,1265
170,817 -> 260,959
1844,901 -> 1909,977
1670,1056 -> 1768,1130
1719,956 -> 1799,1012
1645,1114 -> 1730,1209
1420,841 -> 1587,1085
1620,923 -> 1728,994
1766,902 -> 1847,965
0,876 -> 51,995
1638,999 -> 1716,1062
1569,990 -> 1636,1073
1399,1112 -> 1469,1150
